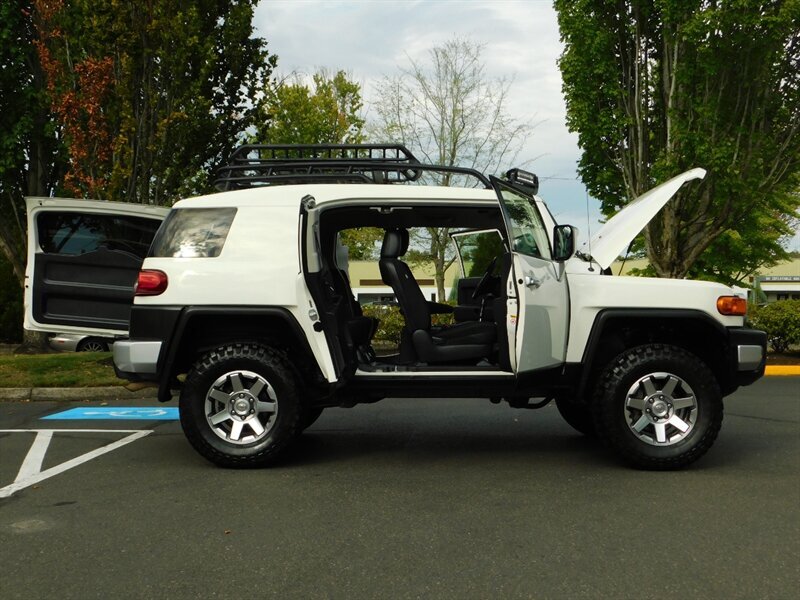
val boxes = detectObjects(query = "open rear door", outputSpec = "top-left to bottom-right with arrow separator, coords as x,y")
24,198 -> 169,337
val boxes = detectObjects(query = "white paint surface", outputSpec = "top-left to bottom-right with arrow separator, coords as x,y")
0,429 -> 151,499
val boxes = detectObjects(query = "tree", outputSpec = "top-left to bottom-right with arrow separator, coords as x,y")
686,200 -> 798,286
32,0 -> 276,205
556,0 -> 800,280
372,37 -> 532,300
0,1 -> 66,350
1,0 -> 274,350
256,69 -> 365,145
255,69 -> 380,260
0,0 -> 62,287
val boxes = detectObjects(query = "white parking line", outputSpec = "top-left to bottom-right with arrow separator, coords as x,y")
0,429 -> 151,499
15,430 -> 53,482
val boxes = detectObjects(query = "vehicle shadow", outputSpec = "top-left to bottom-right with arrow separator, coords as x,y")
284,423 -> 612,469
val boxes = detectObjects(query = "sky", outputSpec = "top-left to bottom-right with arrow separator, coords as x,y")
253,0 -> 799,252
252,0 -> 603,240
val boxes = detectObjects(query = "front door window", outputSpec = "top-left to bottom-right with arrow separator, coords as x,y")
497,188 -> 551,260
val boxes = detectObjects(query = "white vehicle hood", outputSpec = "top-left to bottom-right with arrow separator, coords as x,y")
579,168 -> 706,269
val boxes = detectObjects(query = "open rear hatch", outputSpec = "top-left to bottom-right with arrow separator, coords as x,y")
24,197 -> 169,337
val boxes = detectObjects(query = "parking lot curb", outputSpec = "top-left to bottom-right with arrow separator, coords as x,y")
0,386 -> 158,402
764,365 -> 800,376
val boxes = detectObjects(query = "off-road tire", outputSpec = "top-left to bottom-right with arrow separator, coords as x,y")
555,396 -> 595,437
299,406 -> 324,431
179,343 -> 302,468
591,344 -> 723,470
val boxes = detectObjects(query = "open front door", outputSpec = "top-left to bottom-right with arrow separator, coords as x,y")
490,179 -> 569,373
24,198 -> 169,337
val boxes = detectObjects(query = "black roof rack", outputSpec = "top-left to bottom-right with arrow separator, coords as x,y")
213,144 -> 492,190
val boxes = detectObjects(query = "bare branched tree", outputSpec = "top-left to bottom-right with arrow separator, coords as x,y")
372,37 -> 533,299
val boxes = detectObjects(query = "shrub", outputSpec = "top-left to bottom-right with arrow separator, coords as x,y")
361,302 -> 456,345
750,300 -> 800,353
361,304 -> 405,344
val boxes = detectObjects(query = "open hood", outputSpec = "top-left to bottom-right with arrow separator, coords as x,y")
579,168 -> 706,269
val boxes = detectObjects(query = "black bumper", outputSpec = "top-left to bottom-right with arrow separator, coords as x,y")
728,327 -> 767,389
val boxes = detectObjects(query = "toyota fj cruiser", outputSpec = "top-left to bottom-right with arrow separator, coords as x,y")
24,144 -> 767,469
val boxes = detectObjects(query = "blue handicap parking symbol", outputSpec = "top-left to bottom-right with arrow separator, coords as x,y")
42,407 -> 179,421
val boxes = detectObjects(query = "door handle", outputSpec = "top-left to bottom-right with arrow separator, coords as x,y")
524,275 -> 542,288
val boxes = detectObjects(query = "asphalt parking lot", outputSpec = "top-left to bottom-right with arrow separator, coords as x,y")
1,378 -> 798,599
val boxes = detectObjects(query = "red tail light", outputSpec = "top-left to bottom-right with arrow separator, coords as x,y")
135,270 -> 168,296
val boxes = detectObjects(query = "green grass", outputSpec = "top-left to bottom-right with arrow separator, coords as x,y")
0,352 -> 122,387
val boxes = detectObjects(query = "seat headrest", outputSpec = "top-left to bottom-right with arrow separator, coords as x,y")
381,229 -> 409,258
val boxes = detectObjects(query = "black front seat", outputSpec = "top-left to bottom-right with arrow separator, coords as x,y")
378,229 -> 495,364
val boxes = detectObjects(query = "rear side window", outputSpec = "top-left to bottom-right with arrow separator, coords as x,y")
37,212 -> 162,258
150,208 -> 236,258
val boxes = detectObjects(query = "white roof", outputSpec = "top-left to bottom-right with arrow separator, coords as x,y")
175,184 -> 499,209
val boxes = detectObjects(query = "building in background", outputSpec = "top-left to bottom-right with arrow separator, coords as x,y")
753,258 -> 800,303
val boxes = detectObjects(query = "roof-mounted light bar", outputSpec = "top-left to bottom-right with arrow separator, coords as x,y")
505,168 -> 539,195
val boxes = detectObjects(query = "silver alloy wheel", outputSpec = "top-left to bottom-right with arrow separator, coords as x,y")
80,340 -> 107,352
204,370 -> 278,445
623,371 -> 698,446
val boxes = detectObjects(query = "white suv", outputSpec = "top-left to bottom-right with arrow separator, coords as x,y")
24,144 -> 766,469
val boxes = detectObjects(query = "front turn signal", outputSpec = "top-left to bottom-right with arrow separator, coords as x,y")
717,296 -> 747,316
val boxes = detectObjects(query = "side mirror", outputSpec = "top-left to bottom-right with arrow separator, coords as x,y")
553,225 -> 578,262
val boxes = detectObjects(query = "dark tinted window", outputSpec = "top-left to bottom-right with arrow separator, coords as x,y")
37,212 -> 162,259
150,208 -> 236,258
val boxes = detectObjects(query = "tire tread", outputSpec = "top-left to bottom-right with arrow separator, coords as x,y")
591,344 -> 723,470
179,342 -> 301,468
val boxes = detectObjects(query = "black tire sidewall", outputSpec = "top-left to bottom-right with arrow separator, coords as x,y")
299,406 -> 324,431
555,396 -> 596,437
179,344 -> 301,467
593,344 -> 723,468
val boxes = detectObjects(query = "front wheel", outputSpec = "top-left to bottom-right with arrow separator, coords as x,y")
179,343 -> 302,468
555,396 -> 595,437
591,344 -> 723,470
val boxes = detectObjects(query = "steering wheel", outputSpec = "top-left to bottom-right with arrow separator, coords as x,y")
471,256 -> 499,300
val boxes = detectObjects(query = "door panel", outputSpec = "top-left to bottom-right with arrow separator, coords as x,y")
32,248 -> 144,330
490,178 -> 569,373
512,253 -> 569,370
24,198 -> 168,336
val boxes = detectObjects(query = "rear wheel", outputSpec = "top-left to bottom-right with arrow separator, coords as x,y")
299,406 -> 324,431
179,343 -> 302,468
591,344 -> 723,470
